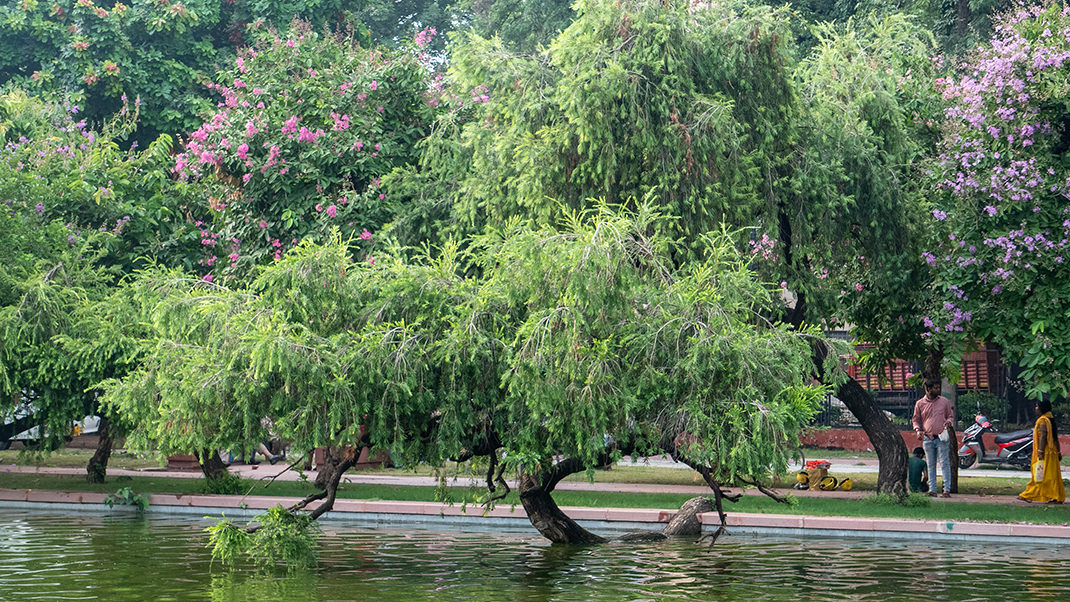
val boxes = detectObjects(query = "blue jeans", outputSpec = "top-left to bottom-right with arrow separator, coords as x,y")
923,436 -> 951,493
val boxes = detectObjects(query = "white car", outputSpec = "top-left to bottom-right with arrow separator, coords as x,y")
0,403 -> 99,449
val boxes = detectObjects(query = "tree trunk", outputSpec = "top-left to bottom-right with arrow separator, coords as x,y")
836,379 -> 908,497
814,342 -> 908,497
198,448 -> 229,480
955,0 -> 970,38
305,445 -> 358,520
945,423 -> 959,493
518,471 -> 606,544
663,496 -> 713,536
85,416 -> 113,483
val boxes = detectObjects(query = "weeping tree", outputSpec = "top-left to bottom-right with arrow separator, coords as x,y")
450,205 -> 839,543
385,0 -> 944,495
0,93 -> 192,481
102,232 -> 474,567
771,14 -> 947,497
103,206 -> 835,563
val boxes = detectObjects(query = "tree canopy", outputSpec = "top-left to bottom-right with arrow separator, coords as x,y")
930,1 -> 1070,399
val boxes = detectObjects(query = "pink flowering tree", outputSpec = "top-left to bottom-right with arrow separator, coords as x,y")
173,20 -> 437,279
931,2 -> 1070,399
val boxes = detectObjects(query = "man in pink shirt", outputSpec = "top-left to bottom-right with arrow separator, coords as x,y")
913,379 -> 955,497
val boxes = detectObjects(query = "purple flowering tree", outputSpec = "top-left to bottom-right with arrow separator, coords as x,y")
931,2 -> 1070,399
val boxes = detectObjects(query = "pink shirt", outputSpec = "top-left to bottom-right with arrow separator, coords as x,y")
912,395 -> 954,436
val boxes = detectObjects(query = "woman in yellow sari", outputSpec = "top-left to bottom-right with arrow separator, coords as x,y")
1018,400 -> 1065,504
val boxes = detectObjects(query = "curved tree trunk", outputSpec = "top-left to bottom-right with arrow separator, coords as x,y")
518,470 -> 606,544
86,416 -> 114,483
814,342 -> 908,497
835,378 -> 908,497
198,448 -> 229,481
303,445 -> 358,520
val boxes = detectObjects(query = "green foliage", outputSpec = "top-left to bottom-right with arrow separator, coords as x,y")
462,0 -> 577,53
201,472 -> 244,495
959,391 -> 1005,426
0,90 -> 201,273
105,204 -> 835,502
204,516 -> 252,568
863,491 -> 929,506
395,0 -> 799,258
206,506 -> 320,571
789,14 -> 943,339
899,492 -> 932,507
0,0 -> 384,141
0,91 -> 192,454
394,2 -> 945,390
103,486 -> 149,514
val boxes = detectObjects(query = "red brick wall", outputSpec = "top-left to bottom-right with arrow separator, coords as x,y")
800,428 -> 1070,455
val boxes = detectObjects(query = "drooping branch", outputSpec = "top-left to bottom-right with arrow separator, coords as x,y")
669,451 -> 739,547
308,445 -> 359,521
483,452 -> 510,506
737,476 -> 789,503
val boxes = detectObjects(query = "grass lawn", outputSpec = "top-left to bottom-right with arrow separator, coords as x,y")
0,448 -> 1037,495
1,471 -> 1067,526
0,448 -> 165,470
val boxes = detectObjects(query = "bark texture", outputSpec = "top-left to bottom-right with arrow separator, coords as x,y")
85,416 -> 113,483
836,377 -> 908,497
663,496 -> 713,536
518,466 -> 607,544
305,445 -> 359,520
198,448 -> 229,481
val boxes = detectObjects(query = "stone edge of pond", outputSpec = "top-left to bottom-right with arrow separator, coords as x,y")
1,487 -> 1068,545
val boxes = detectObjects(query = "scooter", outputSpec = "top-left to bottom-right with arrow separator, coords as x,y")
957,413 -> 1032,469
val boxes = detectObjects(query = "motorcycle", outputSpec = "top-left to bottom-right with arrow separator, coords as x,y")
957,413 -> 1032,469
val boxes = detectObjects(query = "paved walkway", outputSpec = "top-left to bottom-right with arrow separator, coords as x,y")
0,460 -> 1042,505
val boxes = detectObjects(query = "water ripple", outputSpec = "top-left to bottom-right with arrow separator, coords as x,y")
1,510 -> 1069,601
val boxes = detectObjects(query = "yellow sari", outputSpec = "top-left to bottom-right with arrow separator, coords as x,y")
1019,412 -> 1065,503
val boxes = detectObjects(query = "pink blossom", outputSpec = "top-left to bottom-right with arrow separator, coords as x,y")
202,274 -> 213,283
369,80 -> 378,90
360,229 -> 373,241
326,205 -> 337,217
281,115 -> 300,135
259,219 -> 268,228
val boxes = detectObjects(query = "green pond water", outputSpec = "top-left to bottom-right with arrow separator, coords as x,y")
1,510 -> 1068,601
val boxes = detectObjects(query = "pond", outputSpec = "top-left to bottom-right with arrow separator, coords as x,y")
1,509 -> 1068,601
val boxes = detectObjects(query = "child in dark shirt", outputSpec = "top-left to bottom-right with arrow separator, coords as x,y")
908,446 -> 928,493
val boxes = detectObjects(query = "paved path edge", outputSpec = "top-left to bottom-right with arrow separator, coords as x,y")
1,488 -> 1067,545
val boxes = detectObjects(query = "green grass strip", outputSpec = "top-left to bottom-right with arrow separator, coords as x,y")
1,472 -> 1067,526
